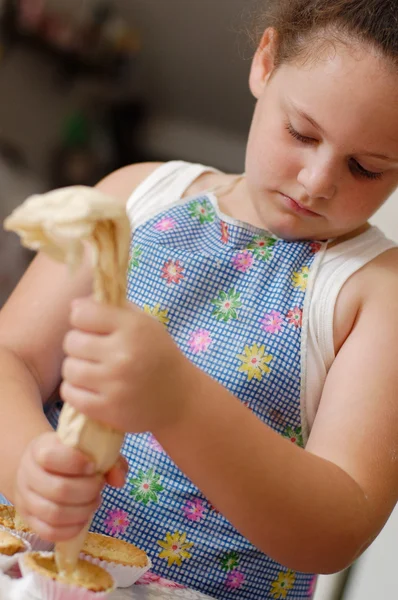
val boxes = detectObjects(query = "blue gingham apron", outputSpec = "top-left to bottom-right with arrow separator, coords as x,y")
47,193 -> 323,599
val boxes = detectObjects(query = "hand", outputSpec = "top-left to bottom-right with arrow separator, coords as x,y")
14,431 -> 128,542
60,297 -> 188,434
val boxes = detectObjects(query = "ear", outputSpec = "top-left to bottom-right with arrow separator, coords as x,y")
249,28 -> 279,98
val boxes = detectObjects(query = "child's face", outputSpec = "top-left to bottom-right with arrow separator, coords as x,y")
245,33 -> 398,240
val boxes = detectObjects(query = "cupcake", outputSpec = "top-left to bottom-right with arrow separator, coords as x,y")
0,505 -> 53,551
81,532 -> 151,588
0,528 -> 31,572
19,551 -> 115,599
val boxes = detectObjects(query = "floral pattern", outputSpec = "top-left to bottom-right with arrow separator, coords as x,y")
104,508 -> 130,537
270,570 -> 296,599
310,242 -> 322,253
292,266 -> 310,292
287,307 -> 303,328
154,216 -> 177,232
220,551 -> 240,572
220,221 -> 229,244
129,245 -> 142,270
188,199 -> 216,224
143,303 -> 170,325
261,310 -> 284,334
247,235 -> 276,261
188,329 -> 212,354
232,250 -> 254,273
161,259 -> 184,285
130,468 -> 165,506
211,288 -> 242,322
158,531 -> 194,567
148,434 -> 164,453
226,570 -> 245,590
237,344 -> 273,381
283,426 -> 304,448
183,498 -> 207,522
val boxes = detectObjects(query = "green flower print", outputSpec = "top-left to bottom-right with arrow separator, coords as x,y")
129,468 -> 165,506
282,426 -> 304,448
220,551 -> 241,573
247,235 -> 276,261
188,199 -> 216,224
129,245 -> 142,270
211,288 -> 242,322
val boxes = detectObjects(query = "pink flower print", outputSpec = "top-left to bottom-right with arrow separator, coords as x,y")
188,329 -> 212,354
308,575 -> 317,596
161,259 -> 184,284
136,572 -> 186,588
310,241 -> 322,253
226,570 -> 245,590
220,222 -> 229,244
148,434 -> 164,453
232,250 -> 254,273
260,310 -> 284,334
104,508 -> 130,536
183,498 -> 206,522
287,307 -> 303,328
154,217 -> 177,232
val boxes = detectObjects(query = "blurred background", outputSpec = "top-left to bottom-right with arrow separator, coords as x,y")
0,2 -> 396,598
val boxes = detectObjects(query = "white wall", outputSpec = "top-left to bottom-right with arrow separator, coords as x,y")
370,190 -> 398,242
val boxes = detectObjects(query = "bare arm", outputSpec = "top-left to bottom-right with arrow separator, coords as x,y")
155,251 -> 398,573
0,163 -> 162,501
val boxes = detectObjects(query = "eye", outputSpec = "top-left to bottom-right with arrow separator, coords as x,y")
286,123 -> 316,145
349,159 -> 383,181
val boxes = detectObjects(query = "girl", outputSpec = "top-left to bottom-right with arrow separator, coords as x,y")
1,1 -> 398,598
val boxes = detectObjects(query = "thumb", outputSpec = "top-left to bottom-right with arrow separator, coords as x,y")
104,455 -> 129,488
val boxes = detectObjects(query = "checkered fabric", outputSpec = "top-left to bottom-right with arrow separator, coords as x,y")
47,194 -> 320,599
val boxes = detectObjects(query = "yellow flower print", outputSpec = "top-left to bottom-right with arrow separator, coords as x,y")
237,344 -> 273,381
292,266 -> 310,292
158,531 -> 193,567
143,303 -> 170,325
270,570 -> 296,599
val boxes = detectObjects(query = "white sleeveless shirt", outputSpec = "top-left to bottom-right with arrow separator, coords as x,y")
126,161 -> 396,437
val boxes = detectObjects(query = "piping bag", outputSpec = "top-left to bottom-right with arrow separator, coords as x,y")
4,186 -> 131,575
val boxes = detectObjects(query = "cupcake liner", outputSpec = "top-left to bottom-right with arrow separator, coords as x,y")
81,552 -> 152,588
11,529 -> 54,552
0,531 -> 31,573
19,552 -> 116,600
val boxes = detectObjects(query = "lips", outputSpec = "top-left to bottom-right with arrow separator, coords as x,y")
280,194 -> 321,217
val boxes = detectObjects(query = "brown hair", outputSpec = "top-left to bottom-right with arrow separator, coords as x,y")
253,0 -> 398,68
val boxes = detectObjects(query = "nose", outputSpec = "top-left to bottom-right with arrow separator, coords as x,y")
297,153 -> 338,200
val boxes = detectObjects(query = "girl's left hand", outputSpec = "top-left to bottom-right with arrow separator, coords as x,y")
60,297 -> 189,434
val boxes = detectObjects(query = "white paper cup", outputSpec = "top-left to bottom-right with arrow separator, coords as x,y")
80,551 -> 152,588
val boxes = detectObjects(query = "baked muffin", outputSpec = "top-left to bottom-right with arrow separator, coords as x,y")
0,528 -> 31,573
19,551 -> 115,599
0,504 -> 53,551
83,532 -> 148,568
0,529 -> 26,556
81,532 -> 150,588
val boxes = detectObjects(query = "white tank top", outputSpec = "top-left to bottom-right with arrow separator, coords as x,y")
126,161 -> 396,437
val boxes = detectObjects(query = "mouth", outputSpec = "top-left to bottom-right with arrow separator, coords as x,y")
280,194 -> 321,218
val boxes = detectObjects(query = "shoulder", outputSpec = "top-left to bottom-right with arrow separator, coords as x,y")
95,162 -> 164,203
334,246 -> 398,353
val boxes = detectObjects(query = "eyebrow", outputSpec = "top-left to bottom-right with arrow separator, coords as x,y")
291,103 -> 398,163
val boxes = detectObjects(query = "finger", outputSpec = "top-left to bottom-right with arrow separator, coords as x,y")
60,381 -> 103,414
70,298 -> 123,335
62,357 -> 103,392
22,514 -> 90,543
63,330 -> 104,362
23,453 -> 104,506
23,487 -> 101,529
105,455 -> 129,488
32,433 -> 97,476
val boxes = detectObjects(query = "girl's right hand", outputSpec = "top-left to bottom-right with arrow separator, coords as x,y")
14,432 -> 127,542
